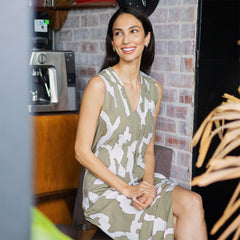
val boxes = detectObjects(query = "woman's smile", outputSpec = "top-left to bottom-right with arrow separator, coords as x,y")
121,46 -> 137,54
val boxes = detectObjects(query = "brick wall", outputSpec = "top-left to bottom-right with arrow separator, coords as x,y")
55,0 -> 199,188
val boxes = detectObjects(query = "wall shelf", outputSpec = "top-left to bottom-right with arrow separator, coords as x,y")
34,1 -> 117,11
33,1 -> 117,30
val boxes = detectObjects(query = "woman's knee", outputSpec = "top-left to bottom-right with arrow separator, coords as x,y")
173,187 -> 204,217
183,191 -> 205,220
191,192 -> 205,215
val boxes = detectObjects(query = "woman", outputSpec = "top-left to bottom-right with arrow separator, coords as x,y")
75,6 -> 208,240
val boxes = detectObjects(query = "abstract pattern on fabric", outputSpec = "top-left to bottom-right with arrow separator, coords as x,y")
83,67 -> 176,240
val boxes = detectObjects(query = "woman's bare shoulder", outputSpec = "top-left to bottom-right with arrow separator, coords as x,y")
86,75 -> 105,94
155,80 -> 163,94
80,75 -> 105,114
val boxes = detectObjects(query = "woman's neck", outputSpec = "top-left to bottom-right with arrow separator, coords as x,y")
112,62 -> 141,87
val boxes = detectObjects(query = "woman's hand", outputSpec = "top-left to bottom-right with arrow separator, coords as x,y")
124,181 -> 157,210
125,181 -> 156,199
132,193 -> 155,210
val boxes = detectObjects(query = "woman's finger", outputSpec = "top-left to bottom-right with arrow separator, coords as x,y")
133,194 -> 155,210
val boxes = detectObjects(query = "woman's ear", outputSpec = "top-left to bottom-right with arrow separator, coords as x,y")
145,32 -> 151,47
112,41 -> 115,52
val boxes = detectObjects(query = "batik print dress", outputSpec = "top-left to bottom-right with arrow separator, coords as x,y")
83,67 -> 176,240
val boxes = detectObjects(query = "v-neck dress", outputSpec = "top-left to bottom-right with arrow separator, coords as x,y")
82,67 -> 176,240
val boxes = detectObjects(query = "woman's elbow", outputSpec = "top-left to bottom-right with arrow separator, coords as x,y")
74,143 -> 91,166
74,143 -> 84,164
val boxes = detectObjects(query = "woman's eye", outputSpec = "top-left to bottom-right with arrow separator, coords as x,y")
114,31 -> 122,36
131,29 -> 138,33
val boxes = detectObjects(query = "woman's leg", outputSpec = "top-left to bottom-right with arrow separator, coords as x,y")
172,186 -> 208,240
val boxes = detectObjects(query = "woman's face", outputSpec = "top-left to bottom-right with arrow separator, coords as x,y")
112,13 -> 150,64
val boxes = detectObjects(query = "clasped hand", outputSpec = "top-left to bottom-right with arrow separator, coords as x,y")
126,181 -> 157,210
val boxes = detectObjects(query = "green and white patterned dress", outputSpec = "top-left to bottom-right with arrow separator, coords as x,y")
83,67 -> 176,240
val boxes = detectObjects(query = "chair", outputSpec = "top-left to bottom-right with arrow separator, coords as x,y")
56,145 -> 173,240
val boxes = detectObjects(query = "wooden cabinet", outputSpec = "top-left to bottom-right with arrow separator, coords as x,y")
32,113 -> 81,224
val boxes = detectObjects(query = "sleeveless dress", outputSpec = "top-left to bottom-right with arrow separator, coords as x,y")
83,67 -> 176,240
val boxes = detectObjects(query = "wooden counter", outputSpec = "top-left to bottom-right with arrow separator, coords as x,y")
32,113 -> 81,224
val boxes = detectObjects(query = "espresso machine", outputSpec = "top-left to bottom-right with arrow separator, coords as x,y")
29,50 -> 77,113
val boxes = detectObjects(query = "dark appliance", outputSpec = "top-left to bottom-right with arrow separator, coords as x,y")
32,11 -> 53,50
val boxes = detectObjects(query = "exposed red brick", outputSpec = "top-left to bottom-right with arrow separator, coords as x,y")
178,120 -> 193,136
88,15 -> 98,27
181,6 -> 196,22
79,67 -> 97,78
181,23 -> 196,39
88,67 -> 97,77
155,131 -> 164,145
100,13 -> 110,26
80,42 -> 98,53
183,40 -> 195,55
179,89 -> 192,104
157,116 -> 177,133
169,7 -> 181,22
165,134 -> 191,151
165,73 -> 180,87
74,29 -> 89,40
177,151 -> 192,167
180,74 -> 193,88
154,24 -> 180,39
159,102 -> 166,116
79,67 -> 88,77
168,41 -> 182,55
170,164 -> 191,184
154,56 -> 180,72
151,72 -> 165,86
65,42 -> 80,53
181,57 -> 194,72
162,88 -> 177,102
81,15 -> 87,27
150,8 -> 168,23
167,105 -> 188,119
57,30 -> 72,41
155,40 -> 168,55
62,16 -> 79,28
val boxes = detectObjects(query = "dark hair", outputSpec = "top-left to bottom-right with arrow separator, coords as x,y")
100,6 -> 155,74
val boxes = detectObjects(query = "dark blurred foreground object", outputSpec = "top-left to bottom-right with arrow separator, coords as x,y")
117,0 -> 159,16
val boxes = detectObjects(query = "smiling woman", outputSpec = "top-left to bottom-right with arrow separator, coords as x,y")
74,5 -> 208,240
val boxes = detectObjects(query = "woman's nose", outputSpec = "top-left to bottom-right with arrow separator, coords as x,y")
123,33 -> 130,44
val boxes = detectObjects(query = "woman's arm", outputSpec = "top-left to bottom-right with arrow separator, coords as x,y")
75,75 -> 156,200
